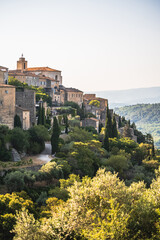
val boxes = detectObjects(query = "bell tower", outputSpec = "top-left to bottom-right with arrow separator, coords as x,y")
17,54 -> 28,71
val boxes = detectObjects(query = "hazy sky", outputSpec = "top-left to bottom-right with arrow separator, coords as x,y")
1,0 -> 160,91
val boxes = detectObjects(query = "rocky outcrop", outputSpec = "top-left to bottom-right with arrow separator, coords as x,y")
11,148 -> 21,162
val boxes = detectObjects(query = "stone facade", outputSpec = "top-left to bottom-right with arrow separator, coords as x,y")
9,72 -> 39,87
83,94 -> 108,126
16,106 -> 30,130
9,56 -> 62,102
16,88 -> 36,126
83,94 -> 108,110
59,85 -> 83,106
9,56 -> 84,107
17,54 -> 28,71
0,66 -> 8,84
27,67 -> 62,85
0,84 -> 15,129
81,118 -> 99,133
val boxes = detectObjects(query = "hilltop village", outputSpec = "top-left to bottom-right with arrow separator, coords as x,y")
0,56 -> 159,240
0,54 -> 137,141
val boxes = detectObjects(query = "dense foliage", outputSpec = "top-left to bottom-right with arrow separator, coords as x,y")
115,103 -> 160,148
1,100 -> 160,239
8,77 -> 52,106
10,169 -> 160,240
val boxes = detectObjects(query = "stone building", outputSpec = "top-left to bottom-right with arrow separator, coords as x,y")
81,118 -> 99,133
9,55 -> 62,103
16,106 -> 30,130
0,84 -> 15,129
9,55 -> 83,107
0,66 -> 8,84
27,67 -> 62,85
59,85 -> 83,106
16,88 -> 36,126
9,72 -> 39,87
83,94 -> 108,110
83,94 -> 108,126
17,54 -> 28,71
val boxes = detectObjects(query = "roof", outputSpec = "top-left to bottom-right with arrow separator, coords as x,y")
27,67 -> 61,72
0,66 -> 8,71
9,72 -> 58,82
0,84 -> 15,88
9,72 -> 38,77
65,87 -> 83,93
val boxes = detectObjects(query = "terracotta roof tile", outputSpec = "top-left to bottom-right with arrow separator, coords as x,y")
27,67 -> 61,72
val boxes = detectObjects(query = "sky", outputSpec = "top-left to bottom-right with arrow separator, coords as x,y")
0,0 -> 160,91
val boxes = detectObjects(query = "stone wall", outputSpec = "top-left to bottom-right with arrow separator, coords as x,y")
16,88 -> 36,126
0,85 -> 15,129
0,67 -> 8,84
81,118 -> 99,132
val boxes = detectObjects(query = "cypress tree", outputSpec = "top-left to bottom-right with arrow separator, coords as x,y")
107,106 -> 112,138
118,116 -> 122,128
42,104 -> 46,125
51,117 -> 60,154
14,114 -> 22,128
37,103 -> 42,125
65,115 -> 69,134
152,140 -> 155,157
112,115 -> 118,138
103,117 -> 109,151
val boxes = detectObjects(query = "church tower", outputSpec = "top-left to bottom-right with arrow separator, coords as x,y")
17,54 -> 28,71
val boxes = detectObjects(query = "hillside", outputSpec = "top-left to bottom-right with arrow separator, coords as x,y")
115,103 -> 160,148
88,87 -> 160,108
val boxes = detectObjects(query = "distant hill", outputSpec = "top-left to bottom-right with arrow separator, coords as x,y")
87,87 -> 160,108
114,103 -> 160,149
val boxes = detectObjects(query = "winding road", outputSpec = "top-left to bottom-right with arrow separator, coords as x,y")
36,142 -> 52,162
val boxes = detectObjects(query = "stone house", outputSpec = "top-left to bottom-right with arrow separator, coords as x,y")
27,67 -> 62,85
16,106 -> 30,130
59,85 -> 83,106
0,84 -> 15,129
0,66 -> 8,84
9,71 -> 39,87
81,118 -> 99,133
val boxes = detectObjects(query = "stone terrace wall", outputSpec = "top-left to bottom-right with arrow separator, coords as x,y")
16,88 -> 36,126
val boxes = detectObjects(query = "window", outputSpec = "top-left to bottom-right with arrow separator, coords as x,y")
5,90 -> 8,94
24,63 -> 25,69
55,75 -> 58,80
